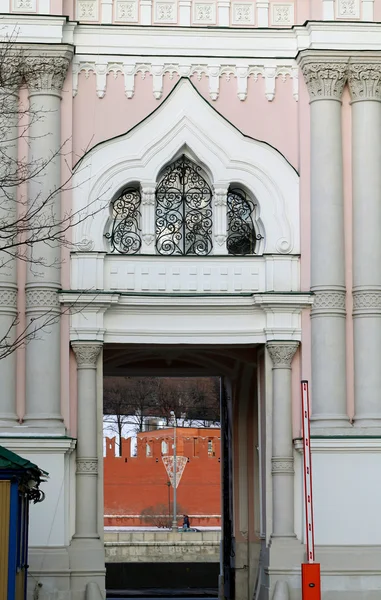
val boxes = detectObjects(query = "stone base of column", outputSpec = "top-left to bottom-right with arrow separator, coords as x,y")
310,415 -> 352,430
20,417 -> 66,434
69,537 -> 106,600
28,546 -> 71,600
268,537 -> 304,600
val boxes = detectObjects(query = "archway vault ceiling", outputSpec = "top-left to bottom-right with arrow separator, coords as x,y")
103,343 -> 260,378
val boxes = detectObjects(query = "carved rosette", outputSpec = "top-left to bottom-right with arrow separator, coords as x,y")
267,341 -> 299,369
348,63 -> 381,103
72,342 -> 103,369
24,54 -> 71,95
311,289 -> 346,317
299,60 -> 347,102
353,289 -> 381,316
271,457 -> 294,475
76,458 -> 98,475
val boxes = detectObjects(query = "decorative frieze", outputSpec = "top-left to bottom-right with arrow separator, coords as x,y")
353,290 -> 381,315
73,58 -> 299,102
337,0 -> 360,18
271,457 -> 294,474
311,289 -> 346,317
0,288 -> 17,311
271,3 -> 294,26
25,287 -> 61,312
76,458 -> 99,475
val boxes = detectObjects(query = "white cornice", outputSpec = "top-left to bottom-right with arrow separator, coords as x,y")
1,16 -> 381,59
294,438 -> 381,453
0,436 -> 76,453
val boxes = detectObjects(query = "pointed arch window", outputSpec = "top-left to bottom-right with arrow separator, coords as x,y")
155,155 -> 213,256
226,187 -> 263,256
105,186 -> 142,254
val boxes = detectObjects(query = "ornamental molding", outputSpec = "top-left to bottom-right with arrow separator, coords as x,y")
141,187 -> 156,205
298,59 -> 348,101
311,289 -> 346,316
271,3 -> 294,26
348,63 -> 381,102
72,57 -> 299,102
271,457 -> 294,474
72,342 -> 103,367
76,458 -> 98,474
353,289 -> 381,315
24,50 -> 73,94
0,287 -> 17,309
25,287 -> 61,310
267,341 -> 299,368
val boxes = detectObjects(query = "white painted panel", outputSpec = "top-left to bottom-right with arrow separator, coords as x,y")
27,452 -> 66,546
313,452 -> 381,545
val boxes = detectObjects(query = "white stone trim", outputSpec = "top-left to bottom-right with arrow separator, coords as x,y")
193,1 -> 216,24
76,0 -> 99,20
154,0 -> 177,22
72,57 -> 298,102
12,0 -> 36,11
115,0 -> 139,22
72,80 -> 299,258
294,438 -> 381,453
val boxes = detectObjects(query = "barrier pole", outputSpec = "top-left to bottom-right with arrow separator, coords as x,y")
301,380 -> 321,599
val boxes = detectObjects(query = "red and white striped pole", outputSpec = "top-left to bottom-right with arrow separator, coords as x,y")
301,380 -> 321,599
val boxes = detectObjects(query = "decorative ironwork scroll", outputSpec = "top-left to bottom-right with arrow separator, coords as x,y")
155,155 -> 213,256
226,187 -> 263,255
105,187 -> 142,254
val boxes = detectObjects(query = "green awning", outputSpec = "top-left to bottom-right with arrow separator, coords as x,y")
0,445 -> 48,477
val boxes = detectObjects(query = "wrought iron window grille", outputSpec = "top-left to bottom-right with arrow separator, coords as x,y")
226,188 -> 263,256
155,155 -> 213,256
105,187 -> 142,254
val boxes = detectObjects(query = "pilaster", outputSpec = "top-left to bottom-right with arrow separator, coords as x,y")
140,185 -> 156,254
348,55 -> 381,427
70,341 -> 105,600
213,186 -> 228,254
267,341 -> 298,538
298,52 -> 350,430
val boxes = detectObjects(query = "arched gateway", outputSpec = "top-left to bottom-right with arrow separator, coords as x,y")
60,78 -> 311,600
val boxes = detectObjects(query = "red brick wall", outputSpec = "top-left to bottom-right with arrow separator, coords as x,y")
104,428 -> 221,527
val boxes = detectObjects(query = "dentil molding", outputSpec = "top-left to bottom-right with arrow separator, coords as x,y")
72,57 -> 299,102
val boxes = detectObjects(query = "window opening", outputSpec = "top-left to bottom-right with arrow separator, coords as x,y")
226,187 -> 263,255
155,155 -> 213,256
105,187 -> 142,254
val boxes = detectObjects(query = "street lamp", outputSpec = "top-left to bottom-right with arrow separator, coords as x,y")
170,410 -> 177,530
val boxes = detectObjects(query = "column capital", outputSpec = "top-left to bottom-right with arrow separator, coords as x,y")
267,341 -> 299,368
24,47 -> 73,96
141,186 -> 156,205
213,187 -> 228,206
72,342 -> 103,369
297,52 -> 348,102
348,59 -> 381,103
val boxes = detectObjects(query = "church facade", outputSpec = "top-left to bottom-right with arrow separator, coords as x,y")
0,2 -> 381,600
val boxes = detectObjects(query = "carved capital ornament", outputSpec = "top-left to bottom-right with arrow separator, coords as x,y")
299,59 -> 347,102
267,341 -> 299,368
348,63 -> 381,102
72,342 -> 103,368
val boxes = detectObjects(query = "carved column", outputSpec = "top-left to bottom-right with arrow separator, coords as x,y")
0,61 -> 21,427
140,185 -> 156,254
213,187 -> 228,255
23,49 -> 72,431
267,341 -> 298,537
348,58 -> 381,427
298,53 -> 350,428
72,342 -> 102,538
